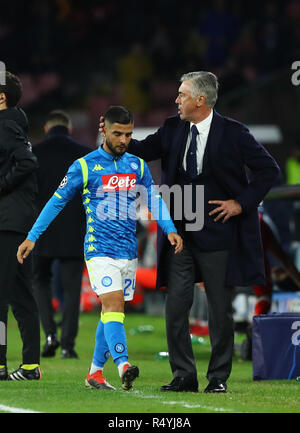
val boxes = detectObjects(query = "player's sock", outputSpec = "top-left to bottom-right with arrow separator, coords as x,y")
102,312 -> 129,368
90,364 -> 103,374
90,313 -> 110,373
117,361 -> 131,377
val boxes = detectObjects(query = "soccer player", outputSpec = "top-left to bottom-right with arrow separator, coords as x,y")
17,106 -> 183,391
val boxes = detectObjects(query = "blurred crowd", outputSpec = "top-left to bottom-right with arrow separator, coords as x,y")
1,0 -> 299,134
1,0 -> 300,341
1,0 -> 300,240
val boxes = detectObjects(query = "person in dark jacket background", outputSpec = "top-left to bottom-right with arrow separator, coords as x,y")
0,71 -> 41,381
32,110 -> 90,359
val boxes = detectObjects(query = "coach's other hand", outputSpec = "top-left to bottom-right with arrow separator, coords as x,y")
17,239 -> 35,264
168,232 -> 183,254
208,199 -> 242,223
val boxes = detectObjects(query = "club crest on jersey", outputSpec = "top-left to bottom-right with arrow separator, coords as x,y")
130,162 -> 138,170
59,176 -> 68,188
102,173 -> 137,191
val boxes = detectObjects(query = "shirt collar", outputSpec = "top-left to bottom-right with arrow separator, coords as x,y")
190,110 -> 213,134
98,145 -> 118,160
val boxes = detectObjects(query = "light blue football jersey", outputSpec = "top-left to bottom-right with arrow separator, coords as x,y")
27,145 -> 177,260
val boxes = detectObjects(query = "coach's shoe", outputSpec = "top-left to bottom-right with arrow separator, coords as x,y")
85,370 -> 116,390
7,365 -> 41,381
41,334 -> 60,357
160,376 -> 198,393
0,365 -> 8,380
204,378 -> 227,393
61,348 -> 78,359
121,364 -> 139,391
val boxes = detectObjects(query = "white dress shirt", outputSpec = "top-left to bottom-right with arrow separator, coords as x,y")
183,110 -> 213,175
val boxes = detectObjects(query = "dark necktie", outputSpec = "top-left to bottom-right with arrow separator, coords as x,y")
186,124 -> 199,179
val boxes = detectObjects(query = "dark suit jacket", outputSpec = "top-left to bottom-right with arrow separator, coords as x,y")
33,126 -> 90,258
129,111 -> 280,288
0,108 -> 38,234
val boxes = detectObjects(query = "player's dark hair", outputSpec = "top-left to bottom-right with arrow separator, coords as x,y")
105,106 -> 133,125
0,72 -> 23,107
46,110 -> 71,127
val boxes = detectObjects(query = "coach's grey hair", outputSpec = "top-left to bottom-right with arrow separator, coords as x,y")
180,71 -> 219,108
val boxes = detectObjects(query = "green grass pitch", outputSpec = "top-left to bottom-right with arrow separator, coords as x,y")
0,309 -> 299,414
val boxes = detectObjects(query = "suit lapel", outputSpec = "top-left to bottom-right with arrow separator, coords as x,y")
207,110 -> 235,196
168,120 -> 189,185
206,110 -> 224,166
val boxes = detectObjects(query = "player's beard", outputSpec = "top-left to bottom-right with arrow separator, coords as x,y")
105,137 -> 127,157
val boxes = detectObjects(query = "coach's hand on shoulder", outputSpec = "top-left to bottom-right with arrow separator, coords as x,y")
17,239 -> 35,264
99,115 -> 105,136
167,232 -> 183,254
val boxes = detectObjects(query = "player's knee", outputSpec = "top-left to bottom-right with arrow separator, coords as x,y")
101,291 -> 124,313
103,302 -> 124,313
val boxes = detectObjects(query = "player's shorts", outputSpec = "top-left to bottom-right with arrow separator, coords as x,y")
86,256 -> 138,301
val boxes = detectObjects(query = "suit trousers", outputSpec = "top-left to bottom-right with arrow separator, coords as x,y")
32,256 -> 84,351
0,231 -> 40,365
165,234 -> 234,382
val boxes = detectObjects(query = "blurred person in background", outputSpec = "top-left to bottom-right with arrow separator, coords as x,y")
0,71 -> 41,381
285,144 -> 300,271
118,43 -> 153,114
32,110 -> 90,359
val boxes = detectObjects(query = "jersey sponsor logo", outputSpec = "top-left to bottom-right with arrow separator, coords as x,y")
102,173 -> 137,191
59,176 -> 68,188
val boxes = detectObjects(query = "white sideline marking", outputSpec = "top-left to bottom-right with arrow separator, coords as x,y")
163,400 -> 230,412
0,403 -> 41,413
132,391 -> 235,413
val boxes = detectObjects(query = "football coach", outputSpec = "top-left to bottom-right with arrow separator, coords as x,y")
124,71 -> 280,393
